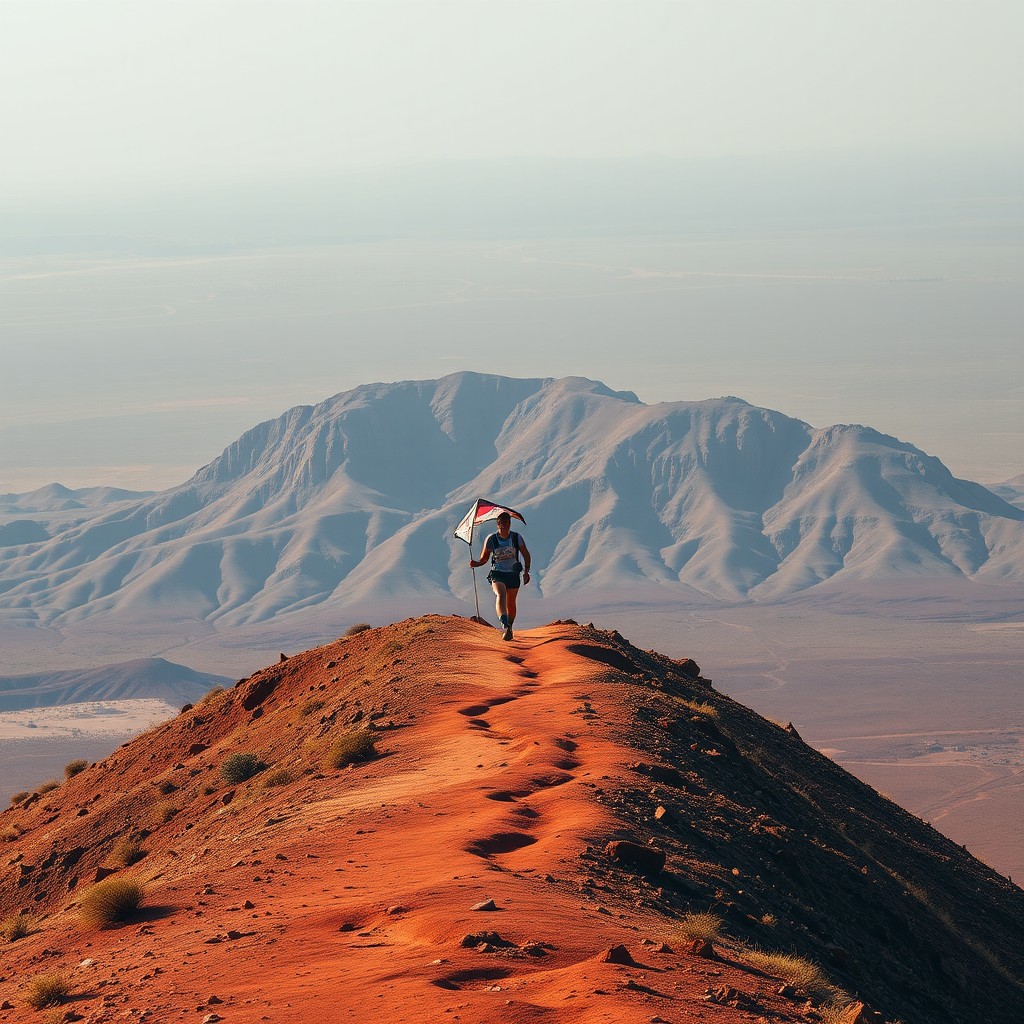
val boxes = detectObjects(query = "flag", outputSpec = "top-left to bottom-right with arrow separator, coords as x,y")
453,498 -> 526,546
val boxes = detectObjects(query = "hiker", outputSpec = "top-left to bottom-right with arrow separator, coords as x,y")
469,511 -> 531,641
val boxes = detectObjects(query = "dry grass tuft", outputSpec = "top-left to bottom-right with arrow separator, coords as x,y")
678,698 -> 718,718
79,876 -> 145,927
1,824 -> 22,843
155,801 -> 179,824
24,971 -> 73,1009
221,752 -> 266,784
9,790 -> 30,806
324,731 -> 378,769
110,836 -> 146,867
741,948 -> 847,1004
677,911 -> 723,942
196,685 -> 227,707
1,912 -> 37,941
261,767 -> 296,788
153,777 -> 177,795
36,779 -> 61,795
301,698 -> 327,717
344,622 -> 372,636
63,759 -> 89,779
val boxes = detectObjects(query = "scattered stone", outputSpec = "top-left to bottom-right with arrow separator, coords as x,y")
651,942 -> 673,953
605,840 -> 666,874
202,1015 -> 223,1024
471,898 -> 498,912
674,657 -> 701,678
78,958 -> 95,968
243,900 -> 255,910
207,995 -> 223,1005
461,931 -> 514,949
0,1002 -> 13,1011
385,905 -> 407,915
654,805 -> 669,820
93,866 -> 116,883
188,743 -> 208,756
600,944 -> 636,965
687,938 -> 716,959
835,1002 -> 885,1024
226,930 -> 243,940
777,984 -> 798,998
339,922 -> 357,932
704,985 -> 755,1008
521,942 -> 548,957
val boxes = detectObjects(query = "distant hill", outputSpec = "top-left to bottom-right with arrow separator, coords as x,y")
1,616 -> 1021,1022
992,473 -> 1024,511
0,482 -> 153,514
0,657 -> 229,712
0,373 -> 1020,629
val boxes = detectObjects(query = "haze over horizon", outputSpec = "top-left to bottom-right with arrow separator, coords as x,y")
2,1 -> 1021,491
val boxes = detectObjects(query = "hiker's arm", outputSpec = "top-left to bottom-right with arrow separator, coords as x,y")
518,539 -> 532,584
469,540 -> 492,569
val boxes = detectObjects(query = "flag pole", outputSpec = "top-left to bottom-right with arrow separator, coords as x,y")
469,510 -> 481,621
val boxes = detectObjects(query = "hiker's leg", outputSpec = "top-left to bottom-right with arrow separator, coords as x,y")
491,581 -> 509,625
506,587 -> 519,626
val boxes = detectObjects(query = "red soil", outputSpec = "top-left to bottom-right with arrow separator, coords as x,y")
1,617 -> 816,1023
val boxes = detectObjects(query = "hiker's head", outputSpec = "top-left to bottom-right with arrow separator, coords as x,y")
496,512 -> 511,534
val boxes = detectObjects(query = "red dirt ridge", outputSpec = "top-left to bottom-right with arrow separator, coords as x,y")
2,616 -> 1023,1023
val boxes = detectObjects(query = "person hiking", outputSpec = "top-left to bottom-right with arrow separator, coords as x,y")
468,511 -> 531,641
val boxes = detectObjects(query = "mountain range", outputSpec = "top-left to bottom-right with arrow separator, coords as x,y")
1,373 -> 1021,630
0,657 -> 228,713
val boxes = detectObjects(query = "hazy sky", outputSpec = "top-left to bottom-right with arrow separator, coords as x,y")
3,1 -> 1021,194
1,1 -> 1022,493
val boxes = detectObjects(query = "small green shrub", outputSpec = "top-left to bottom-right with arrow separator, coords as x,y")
24,971 -> 73,1009
36,779 -> 61,795
9,790 -> 30,806
63,759 -> 89,779
344,622 -> 372,636
79,876 -> 145,927
1,912 -> 37,941
301,698 -> 327,717
677,911 -> 723,942
221,752 -> 266,784
324,731 -> 378,769
110,836 -> 146,867
153,777 -> 177,795
261,767 -> 296,788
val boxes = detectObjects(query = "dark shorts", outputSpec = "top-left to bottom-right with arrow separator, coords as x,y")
487,569 -> 521,591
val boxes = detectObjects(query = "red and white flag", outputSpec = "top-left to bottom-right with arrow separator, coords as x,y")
453,498 -> 526,546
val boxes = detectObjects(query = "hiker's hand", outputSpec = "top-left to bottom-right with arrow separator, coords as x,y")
523,571 -> 530,585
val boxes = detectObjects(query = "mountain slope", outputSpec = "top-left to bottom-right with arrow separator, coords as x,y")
0,373 -> 1020,628
2,617 -> 1021,1023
